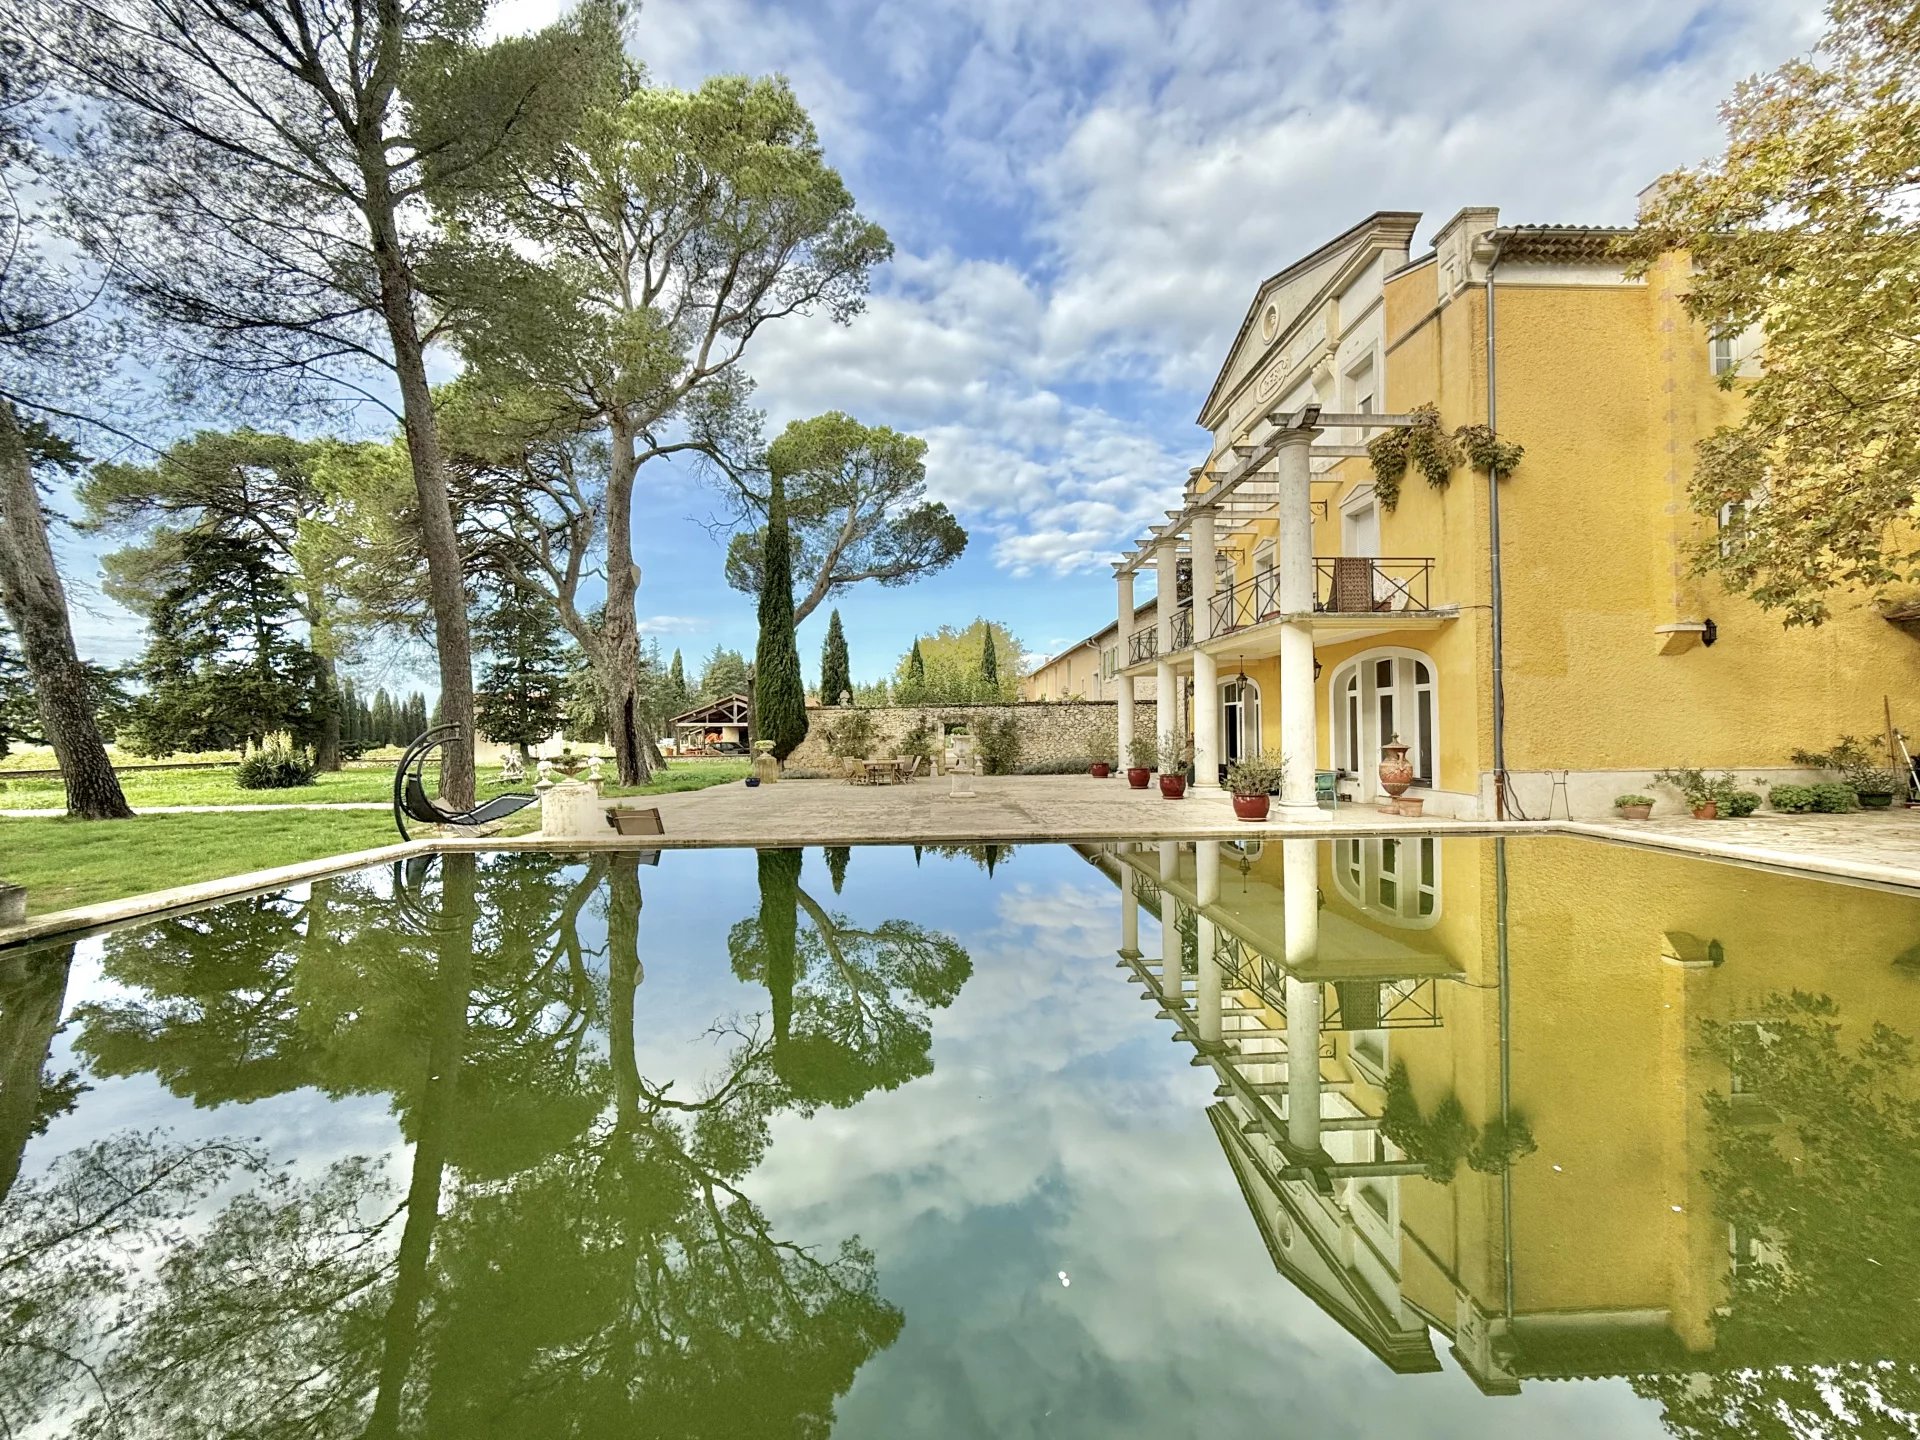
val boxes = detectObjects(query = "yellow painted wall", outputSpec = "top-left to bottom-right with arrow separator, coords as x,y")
1386,836 -> 1920,1347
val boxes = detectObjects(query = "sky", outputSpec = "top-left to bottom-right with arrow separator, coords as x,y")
55,0 -> 1824,691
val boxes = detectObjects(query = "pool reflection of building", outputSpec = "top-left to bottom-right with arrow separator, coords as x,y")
1082,835 -> 1920,1395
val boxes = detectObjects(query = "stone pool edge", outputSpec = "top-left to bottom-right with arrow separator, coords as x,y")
8,819 -> 1920,949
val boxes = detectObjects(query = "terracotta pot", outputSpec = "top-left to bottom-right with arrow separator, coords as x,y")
1617,804 -> 1653,820
1159,774 -> 1187,799
1395,796 -> 1425,818
1127,767 -> 1152,789
1090,762 -> 1112,778
1691,801 -> 1718,820
1379,739 -> 1414,799
1232,793 -> 1270,821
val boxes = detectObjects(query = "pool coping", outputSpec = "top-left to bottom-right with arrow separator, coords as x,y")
8,818 -> 1920,950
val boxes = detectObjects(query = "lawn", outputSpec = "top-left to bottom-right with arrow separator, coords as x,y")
0,810 -> 402,916
0,758 -> 749,810
0,760 -> 750,918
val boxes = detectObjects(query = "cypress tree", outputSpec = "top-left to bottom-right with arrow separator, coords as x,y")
667,648 -> 688,716
979,622 -> 998,688
753,470 -> 810,762
907,639 -> 926,685
821,608 -> 851,705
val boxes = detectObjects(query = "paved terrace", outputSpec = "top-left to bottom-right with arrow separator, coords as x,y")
12,775 -> 1920,948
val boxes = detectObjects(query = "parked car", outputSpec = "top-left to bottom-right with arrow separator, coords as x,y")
712,740 -> 750,757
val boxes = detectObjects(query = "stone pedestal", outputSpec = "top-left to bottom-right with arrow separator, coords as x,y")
540,781 -> 604,839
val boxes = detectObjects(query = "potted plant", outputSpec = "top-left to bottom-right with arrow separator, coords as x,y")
1614,794 -> 1655,820
1793,734 -> 1901,809
1227,756 -> 1285,821
1655,767 -> 1734,820
1156,732 -> 1193,799
1087,724 -> 1116,779
1126,732 -> 1157,789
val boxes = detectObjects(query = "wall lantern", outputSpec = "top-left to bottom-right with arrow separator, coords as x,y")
1703,618 -> 1718,647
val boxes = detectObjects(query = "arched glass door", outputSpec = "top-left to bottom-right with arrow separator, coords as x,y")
1221,678 -> 1262,761
1330,651 -> 1436,800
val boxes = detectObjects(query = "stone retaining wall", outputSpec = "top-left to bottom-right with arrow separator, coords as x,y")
784,699 -> 1159,776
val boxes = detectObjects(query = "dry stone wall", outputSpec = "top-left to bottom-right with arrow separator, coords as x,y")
781,700 -> 1159,777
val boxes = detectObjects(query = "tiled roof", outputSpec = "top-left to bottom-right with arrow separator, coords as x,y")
1498,225 -> 1634,264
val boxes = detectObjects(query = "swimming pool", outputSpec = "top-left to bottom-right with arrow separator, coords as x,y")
2,836 -> 1913,1436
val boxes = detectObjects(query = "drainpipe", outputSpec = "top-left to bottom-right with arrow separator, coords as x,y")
1484,232 -> 1510,820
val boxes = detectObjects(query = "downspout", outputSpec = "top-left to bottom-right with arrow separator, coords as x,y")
1484,232 -> 1510,821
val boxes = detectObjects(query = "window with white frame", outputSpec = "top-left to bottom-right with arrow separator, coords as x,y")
1710,331 -> 1736,377
1331,835 -> 1442,925
1100,645 -> 1119,679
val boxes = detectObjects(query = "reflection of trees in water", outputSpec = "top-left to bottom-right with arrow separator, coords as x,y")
1631,992 -> 1920,1439
730,848 -> 972,1111
0,846 -> 967,1435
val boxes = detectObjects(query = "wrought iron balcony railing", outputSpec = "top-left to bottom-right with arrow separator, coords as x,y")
1128,623 -> 1157,665
1208,557 -> 1435,635
1171,606 -> 1192,651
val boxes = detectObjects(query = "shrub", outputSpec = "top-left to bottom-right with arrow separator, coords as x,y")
1810,782 -> 1859,813
975,714 -> 1022,775
1227,755 -> 1286,796
1156,731 -> 1192,776
1614,794 -> 1654,808
1016,757 -> 1089,776
1768,783 -> 1816,813
1724,790 -> 1762,818
236,735 -> 317,790
1085,722 -> 1117,767
821,711 -> 877,760
894,716 -> 938,763
1126,732 -> 1158,770
1793,733 -> 1902,794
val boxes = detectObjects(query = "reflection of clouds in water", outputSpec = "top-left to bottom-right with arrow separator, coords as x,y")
750,849 -> 1667,1440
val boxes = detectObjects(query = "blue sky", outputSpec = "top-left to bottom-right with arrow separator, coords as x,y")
55,0 -> 1822,690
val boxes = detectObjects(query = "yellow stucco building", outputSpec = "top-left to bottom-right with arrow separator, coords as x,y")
1079,207 -> 1920,818
1083,834 -> 1920,1397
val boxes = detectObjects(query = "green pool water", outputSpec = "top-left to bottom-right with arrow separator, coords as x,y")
2,836 -> 1916,1437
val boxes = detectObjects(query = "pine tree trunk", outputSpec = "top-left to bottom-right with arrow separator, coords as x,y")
602,416 -> 648,787
313,650 -> 341,772
363,172 -> 475,809
0,402 -> 132,820
0,945 -> 73,1206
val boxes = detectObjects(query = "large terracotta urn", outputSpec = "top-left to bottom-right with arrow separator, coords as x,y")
1378,737 -> 1414,800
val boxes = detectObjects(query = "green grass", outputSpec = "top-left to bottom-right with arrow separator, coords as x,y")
0,810 -> 403,916
0,759 -> 750,917
0,757 -> 749,810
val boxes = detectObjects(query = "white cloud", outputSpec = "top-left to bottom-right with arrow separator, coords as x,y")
681,0 -> 1824,579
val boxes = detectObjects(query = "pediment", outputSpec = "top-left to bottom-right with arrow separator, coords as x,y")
1199,212 -> 1421,434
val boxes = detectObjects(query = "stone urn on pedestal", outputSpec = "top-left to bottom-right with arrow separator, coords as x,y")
1378,735 -> 1415,815
751,740 -> 780,786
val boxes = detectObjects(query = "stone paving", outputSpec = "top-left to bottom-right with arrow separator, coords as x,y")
12,775 -> 1920,950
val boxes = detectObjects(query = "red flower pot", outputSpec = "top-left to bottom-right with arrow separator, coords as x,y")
1692,802 -> 1718,820
1089,762 -> 1111,778
1159,774 -> 1187,799
1127,767 -> 1152,789
1232,793 -> 1270,821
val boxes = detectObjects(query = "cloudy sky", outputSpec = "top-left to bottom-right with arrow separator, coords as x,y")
60,0 -> 1824,688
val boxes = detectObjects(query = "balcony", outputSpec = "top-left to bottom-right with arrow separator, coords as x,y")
1208,557 -> 1435,635
1128,623 -> 1157,664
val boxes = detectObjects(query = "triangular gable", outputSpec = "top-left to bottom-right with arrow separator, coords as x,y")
1198,211 -> 1422,434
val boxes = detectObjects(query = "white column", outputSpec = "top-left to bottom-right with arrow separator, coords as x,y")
1154,539 -> 1178,762
1115,570 -> 1135,766
1159,840 -> 1183,1007
1274,429 -> 1321,819
1195,840 -> 1221,906
1191,510 -> 1220,788
1197,915 -> 1221,1046
1120,859 -> 1139,958
1282,837 -> 1322,1152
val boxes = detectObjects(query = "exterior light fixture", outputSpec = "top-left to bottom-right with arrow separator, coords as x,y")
1314,657 -> 1323,681
1235,656 -> 1248,687
1703,618 -> 1718,647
